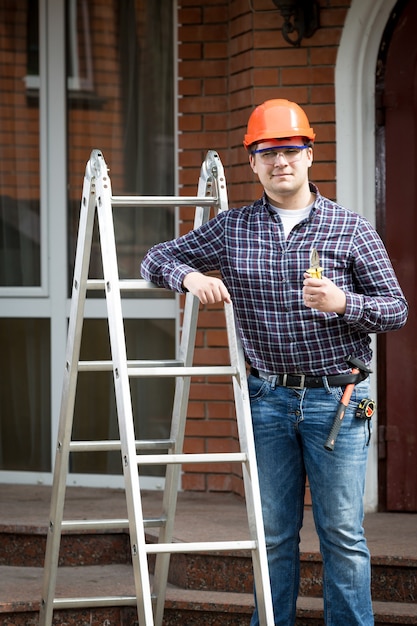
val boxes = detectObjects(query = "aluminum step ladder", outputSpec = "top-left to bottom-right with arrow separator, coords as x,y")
39,149 -> 274,626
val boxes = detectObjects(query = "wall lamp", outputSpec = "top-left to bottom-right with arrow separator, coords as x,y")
272,0 -> 320,47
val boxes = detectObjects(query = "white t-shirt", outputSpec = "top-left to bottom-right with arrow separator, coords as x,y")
270,202 -> 314,238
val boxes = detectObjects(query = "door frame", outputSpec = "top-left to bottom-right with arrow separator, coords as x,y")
335,0 -> 397,512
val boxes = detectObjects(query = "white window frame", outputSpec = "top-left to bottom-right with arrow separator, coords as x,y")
0,0 -> 179,491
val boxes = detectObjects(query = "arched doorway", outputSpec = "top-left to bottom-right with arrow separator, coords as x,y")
376,0 -> 417,512
336,0 -> 416,512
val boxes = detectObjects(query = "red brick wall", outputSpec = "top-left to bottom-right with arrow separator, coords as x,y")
177,0 -> 351,497
0,1 -> 40,200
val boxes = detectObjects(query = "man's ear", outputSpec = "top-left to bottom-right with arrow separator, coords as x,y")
307,147 -> 313,168
249,152 -> 257,174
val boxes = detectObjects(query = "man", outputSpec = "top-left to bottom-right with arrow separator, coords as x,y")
141,99 -> 408,625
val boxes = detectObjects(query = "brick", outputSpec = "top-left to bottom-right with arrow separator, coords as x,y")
253,47 -> 308,68
313,142 -> 336,162
179,24 -> 228,42
181,473 -> 207,491
320,7 -> 348,28
253,68 -> 279,86
206,438 -> 239,453
204,114 -> 230,131
206,329 -> 229,346
185,420 -> 236,438
198,310 -> 228,327
310,85 -> 335,104
229,12 -> 253,38
251,86 -> 309,107
230,31 -> 255,56
178,7 -> 203,24
281,67 -> 334,86
206,402 -> 237,420
207,473 -> 235,492
316,181 -> 336,201
189,383 -> 233,402
187,401 -> 206,418
311,27 -> 342,47
229,50 -> 253,75
178,42 -> 203,59
204,77 -> 228,95
312,162 -> 336,181
204,5 -> 229,24
204,42 -> 228,59
178,114 -> 203,132
179,59 -> 230,80
310,47 -> 338,66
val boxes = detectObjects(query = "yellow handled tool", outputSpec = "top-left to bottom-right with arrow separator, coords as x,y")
307,248 -> 323,279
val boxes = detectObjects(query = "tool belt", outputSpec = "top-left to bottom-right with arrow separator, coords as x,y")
250,367 -> 368,390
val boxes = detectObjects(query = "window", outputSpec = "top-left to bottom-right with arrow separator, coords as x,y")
0,0 -> 176,486
25,0 -> 94,93
0,0 -> 41,287
65,0 -> 176,479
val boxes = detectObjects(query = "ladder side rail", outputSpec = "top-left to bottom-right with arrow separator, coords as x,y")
94,155 -> 155,625
206,153 -> 274,624
224,303 -> 274,625
39,157 -> 99,626
152,150 -> 222,626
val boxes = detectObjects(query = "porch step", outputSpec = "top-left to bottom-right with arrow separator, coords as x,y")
0,485 -> 416,624
1,527 -> 416,603
2,565 -> 417,625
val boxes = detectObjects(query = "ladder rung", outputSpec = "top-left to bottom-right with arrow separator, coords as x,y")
128,365 -> 238,378
52,596 -> 137,609
69,439 -> 174,452
111,195 -> 218,207
61,519 -> 129,531
78,359 -> 184,372
77,362 -> 238,378
146,540 -> 256,554
86,279 -> 157,291
61,517 -> 165,531
136,452 -> 247,465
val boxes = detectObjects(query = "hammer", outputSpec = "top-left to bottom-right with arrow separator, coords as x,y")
324,356 -> 372,451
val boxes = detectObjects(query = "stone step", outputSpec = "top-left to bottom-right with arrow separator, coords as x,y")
1,486 -> 416,624
2,565 -> 417,626
1,527 -> 416,604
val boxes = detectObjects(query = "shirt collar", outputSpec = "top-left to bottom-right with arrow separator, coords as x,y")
262,182 -> 321,215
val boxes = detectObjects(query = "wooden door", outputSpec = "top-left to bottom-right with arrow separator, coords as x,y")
377,0 -> 417,511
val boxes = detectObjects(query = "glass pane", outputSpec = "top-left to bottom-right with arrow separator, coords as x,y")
0,319 -> 51,471
0,1 -> 41,287
66,0 -> 175,286
71,318 -> 175,476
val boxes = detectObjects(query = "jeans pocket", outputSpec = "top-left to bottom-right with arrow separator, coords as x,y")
248,373 -> 271,402
328,378 -> 371,409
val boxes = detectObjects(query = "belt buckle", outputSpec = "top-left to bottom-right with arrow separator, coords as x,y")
282,373 -> 306,389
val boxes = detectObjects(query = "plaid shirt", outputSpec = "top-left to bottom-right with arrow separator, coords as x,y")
141,184 -> 408,375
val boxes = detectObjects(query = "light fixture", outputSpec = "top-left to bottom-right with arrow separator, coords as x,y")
272,0 -> 320,47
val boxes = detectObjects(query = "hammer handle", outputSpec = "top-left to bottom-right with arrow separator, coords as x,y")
324,368 -> 359,451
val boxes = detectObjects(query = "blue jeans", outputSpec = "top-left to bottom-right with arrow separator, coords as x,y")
248,374 -> 374,626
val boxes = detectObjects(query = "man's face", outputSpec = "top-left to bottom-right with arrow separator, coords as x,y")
249,136 -> 313,205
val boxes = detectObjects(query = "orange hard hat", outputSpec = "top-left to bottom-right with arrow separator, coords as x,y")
243,99 -> 315,149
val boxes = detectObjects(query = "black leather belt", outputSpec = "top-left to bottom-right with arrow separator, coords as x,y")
250,367 -> 368,389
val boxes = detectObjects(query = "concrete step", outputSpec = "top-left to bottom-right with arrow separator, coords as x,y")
1,526 -> 416,603
1,485 -> 416,624
2,565 -> 417,626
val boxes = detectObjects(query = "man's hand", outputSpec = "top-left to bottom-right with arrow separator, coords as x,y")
303,273 -> 346,315
183,272 -> 231,304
